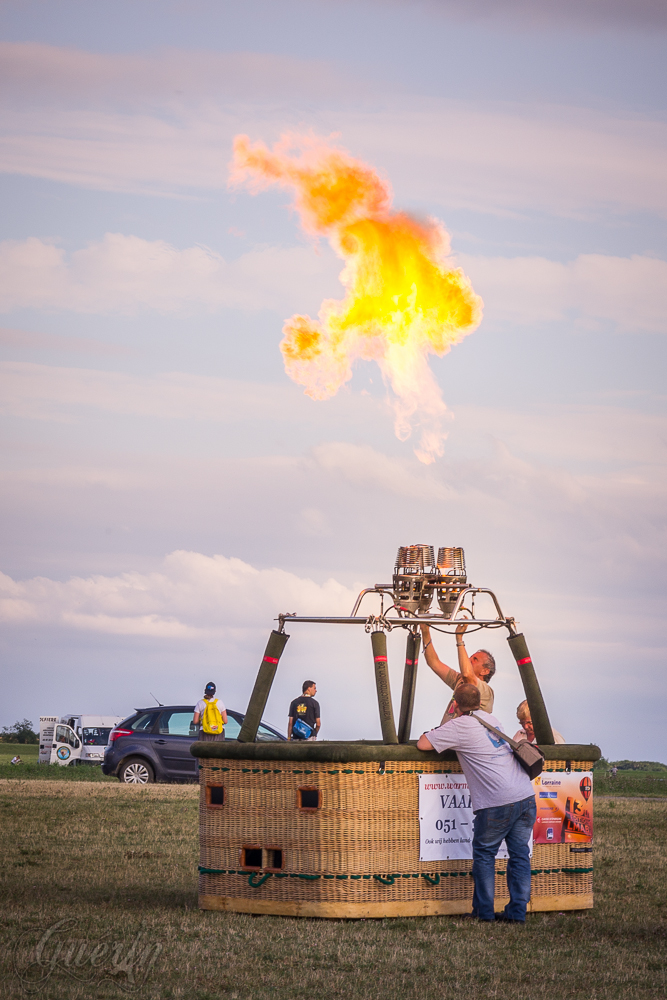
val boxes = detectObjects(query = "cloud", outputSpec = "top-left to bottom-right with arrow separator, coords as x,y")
344,104 -> 667,220
310,442 -> 453,500
1,44 -> 666,218
1,233 -> 665,337
459,253 -> 667,333
0,234 -> 340,315
0,549 -> 357,637
0,326 -> 131,356
0,43 -> 354,107
409,0 -> 667,30
0,361 -> 300,422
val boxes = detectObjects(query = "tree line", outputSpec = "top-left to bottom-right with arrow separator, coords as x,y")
1,719 -> 38,744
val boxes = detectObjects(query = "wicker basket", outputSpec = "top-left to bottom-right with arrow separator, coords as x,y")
194,742 -> 596,918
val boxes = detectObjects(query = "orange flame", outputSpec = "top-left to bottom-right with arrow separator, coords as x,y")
230,133 -> 483,463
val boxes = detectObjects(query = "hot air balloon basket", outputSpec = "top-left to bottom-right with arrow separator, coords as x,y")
194,745 -> 594,918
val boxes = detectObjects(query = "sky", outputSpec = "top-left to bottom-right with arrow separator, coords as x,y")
0,0 -> 665,762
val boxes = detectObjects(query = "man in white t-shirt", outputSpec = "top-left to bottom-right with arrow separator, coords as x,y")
417,683 -> 536,923
193,681 -> 228,742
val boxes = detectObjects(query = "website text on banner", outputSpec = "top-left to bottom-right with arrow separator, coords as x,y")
418,773 -> 592,861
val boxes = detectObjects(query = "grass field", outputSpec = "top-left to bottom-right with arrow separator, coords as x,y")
593,770 -> 667,797
1,779 -> 666,1000
0,744 -> 117,782
0,743 -> 38,763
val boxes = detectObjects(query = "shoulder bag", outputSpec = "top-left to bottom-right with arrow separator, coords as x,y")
471,713 -> 545,779
291,718 -> 313,740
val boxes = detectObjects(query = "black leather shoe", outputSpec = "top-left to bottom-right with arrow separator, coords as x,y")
495,913 -> 524,924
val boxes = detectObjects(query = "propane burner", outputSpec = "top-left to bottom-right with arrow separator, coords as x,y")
393,545 -> 435,615
435,547 -> 467,618
391,544 -> 467,618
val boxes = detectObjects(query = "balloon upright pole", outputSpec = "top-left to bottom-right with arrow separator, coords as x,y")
371,630 -> 398,745
397,629 -> 420,743
238,630 -> 290,742
507,632 -> 555,745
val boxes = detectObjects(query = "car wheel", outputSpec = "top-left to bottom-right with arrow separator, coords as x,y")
119,758 -> 155,784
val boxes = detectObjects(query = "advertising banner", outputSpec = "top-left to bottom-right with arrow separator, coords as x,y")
419,774 -> 513,861
533,771 -> 593,844
419,771 -> 592,861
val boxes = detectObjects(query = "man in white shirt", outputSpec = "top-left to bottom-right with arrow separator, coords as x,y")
420,622 -> 496,724
193,681 -> 228,742
417,683 -> 536,923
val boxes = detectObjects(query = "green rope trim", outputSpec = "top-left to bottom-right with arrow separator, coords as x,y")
202,766 -> 461,777
199,865 -> 592,885
248,872 -> 272,887
531,867 -> 593,875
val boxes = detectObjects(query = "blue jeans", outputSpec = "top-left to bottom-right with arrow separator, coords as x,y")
472,795 -> 536,921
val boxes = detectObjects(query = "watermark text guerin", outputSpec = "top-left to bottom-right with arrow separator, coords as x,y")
13,917 -> 163,994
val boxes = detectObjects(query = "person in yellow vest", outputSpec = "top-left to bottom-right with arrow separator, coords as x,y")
193,682 -> 228,742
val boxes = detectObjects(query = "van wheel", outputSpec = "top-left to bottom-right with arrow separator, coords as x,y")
119,758 -> 155,784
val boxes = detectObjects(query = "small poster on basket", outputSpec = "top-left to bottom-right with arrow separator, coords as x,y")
533,772 -> 593,845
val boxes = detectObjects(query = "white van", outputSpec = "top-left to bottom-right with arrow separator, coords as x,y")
40,714 -> 123,766
38,717 -> 59,764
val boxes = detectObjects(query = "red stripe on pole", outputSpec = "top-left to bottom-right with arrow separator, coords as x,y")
374,656 -> 387,663
263,656 -> 279,664
405,659 -> 413,666
517,656 -> 532,666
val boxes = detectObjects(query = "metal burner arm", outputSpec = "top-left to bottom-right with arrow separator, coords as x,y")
290,585 -> 509,630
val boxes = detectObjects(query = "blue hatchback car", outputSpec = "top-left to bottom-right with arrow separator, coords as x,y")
102,705 -> 285,784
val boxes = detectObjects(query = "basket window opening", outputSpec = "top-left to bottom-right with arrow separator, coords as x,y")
266,849 -> 283,871
298,787 -> 320,810
241,847 -> 263,870
206,785 -> 225,807
240,847 -> 284,871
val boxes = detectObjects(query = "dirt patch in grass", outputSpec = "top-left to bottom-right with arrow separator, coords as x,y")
0,783 -> 665,1000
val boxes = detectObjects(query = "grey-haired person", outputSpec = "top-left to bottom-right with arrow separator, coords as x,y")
420,622 -> 496,724
513,700 -> 564,744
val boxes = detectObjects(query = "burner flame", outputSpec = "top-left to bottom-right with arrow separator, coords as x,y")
230,133 -> 483,463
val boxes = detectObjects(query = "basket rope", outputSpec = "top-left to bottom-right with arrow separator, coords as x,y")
199,865 -> 593,887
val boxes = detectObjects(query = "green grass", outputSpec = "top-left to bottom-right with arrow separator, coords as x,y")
0,762 -> 117,783
0,743 -> 39,763
1,780 -> 666,1000
0,742 -> 119,782
595,770 -> 667,797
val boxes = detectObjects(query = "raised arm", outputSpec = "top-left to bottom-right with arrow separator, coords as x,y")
454,624 -> 477,686
420,625 -> 459,689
